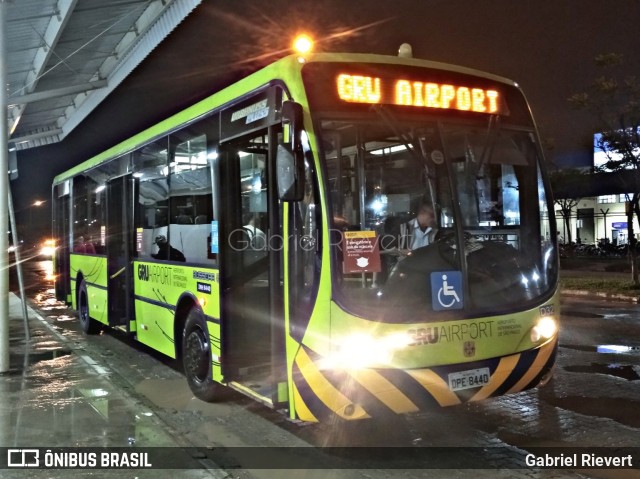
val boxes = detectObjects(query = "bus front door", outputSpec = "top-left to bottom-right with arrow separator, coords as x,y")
105,174 -> 135,328
219,127 -> 285,406
53,183 -> 71,303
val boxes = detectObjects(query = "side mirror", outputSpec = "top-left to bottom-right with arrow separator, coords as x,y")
276,144 -> 305,201
277,101 -> 305,201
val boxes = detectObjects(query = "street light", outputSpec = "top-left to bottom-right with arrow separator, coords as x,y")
292,33 -> 313,63
29,199 -> 46,232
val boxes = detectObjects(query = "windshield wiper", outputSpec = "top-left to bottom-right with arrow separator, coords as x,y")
370,104 -> 428,166
475,115 -> 501,178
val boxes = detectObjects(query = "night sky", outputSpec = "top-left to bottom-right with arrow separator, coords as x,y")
13,0 -> 640,227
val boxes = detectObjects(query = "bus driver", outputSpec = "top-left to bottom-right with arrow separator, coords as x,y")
401,203 -> 437,251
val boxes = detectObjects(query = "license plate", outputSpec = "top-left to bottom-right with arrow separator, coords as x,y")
448,367 -> 490,391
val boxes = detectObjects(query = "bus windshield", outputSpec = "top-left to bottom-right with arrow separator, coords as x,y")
320,113 -> 557,322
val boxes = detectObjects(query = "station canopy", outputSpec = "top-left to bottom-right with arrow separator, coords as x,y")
6,0 -> 202,151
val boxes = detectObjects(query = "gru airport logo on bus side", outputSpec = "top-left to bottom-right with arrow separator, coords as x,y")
137,264 -> 172,285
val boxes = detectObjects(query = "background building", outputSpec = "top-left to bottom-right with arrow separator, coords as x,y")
551,133 -> 640,246
556,196 -> 636,246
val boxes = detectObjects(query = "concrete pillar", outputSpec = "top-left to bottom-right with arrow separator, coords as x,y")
0,0 -> 10,373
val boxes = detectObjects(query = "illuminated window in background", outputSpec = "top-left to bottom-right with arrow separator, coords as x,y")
593,130 -> 640,170
597,195 -> 616,204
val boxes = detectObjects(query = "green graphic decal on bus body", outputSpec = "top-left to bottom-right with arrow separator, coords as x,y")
134,262 -> 220,359
70,254 -> 108,324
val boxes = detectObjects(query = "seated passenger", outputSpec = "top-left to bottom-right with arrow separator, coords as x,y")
243,216 -> 266,250
151,235 -> 186,262
74,235 -> 95,254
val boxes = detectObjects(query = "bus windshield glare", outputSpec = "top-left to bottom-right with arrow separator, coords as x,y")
319,113 -> 557,322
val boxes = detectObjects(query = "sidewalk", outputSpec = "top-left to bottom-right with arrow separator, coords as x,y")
0,293 -> 221,478
560,258 -> 640,303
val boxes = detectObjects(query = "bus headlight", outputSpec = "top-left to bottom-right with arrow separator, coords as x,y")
321,333 -> 411,370
40,238 -> 57,257
530,316 -> 557,343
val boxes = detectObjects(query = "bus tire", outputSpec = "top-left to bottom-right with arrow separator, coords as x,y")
182,307 -> 221,402
78,279 -> 100,334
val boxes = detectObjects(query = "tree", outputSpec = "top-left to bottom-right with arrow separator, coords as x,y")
556,198 -> 579,246
549,168 -> 584,246
569,53 -> 640,284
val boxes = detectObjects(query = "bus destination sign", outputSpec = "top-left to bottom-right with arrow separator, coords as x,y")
336,73 -> 507,115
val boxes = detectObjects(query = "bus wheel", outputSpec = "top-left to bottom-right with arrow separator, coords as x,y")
182,308 -> 220,401
78,280 -> 100,334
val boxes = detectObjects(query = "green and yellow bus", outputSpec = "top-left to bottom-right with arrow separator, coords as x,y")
52,44 -> 559,422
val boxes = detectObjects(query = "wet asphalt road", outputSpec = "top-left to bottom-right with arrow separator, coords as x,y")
7,258 -> 640,479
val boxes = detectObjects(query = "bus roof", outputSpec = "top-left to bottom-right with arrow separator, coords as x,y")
52,51 -> 517,184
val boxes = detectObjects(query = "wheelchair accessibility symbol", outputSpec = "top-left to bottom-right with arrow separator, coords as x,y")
431,271 -> 463,310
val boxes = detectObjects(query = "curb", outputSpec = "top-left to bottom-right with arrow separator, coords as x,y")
561,289 -> 640,303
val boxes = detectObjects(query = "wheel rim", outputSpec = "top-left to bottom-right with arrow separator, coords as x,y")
184,327 -> 209,383
79,290 -> 88,324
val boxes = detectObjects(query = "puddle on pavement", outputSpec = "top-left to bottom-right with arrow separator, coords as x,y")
561,309 -> 604,318
136,378 -> 237,415
135,378 -> 196,410
135,377 -> 249,447
597,344 -> 640,354
545,396 -> 640,429
2,373 -> 181,448
34,287 -> 68,312
561,343 -> 640,354
33,340 -> 64,350
9,348 -> 72,371
29,348 -> 72,361
564,362 -> 640,380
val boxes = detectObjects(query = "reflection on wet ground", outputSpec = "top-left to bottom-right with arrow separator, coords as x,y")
5,262 -> 640,477
564,363 -> 640,381
2,276 -> 218,478
544,396 -> 640,429
9,347 -> 72,370
597,344 -> 640,354
3,330 -> 176,448
563,343 -> 640,354
561,309 -> 604,318
136,378 -> 199,410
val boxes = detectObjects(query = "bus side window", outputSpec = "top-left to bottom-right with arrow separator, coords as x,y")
133,137 -> 170,259
168,116 -> 219,264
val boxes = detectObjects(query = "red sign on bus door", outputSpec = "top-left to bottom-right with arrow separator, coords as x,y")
342,231 -> 381,273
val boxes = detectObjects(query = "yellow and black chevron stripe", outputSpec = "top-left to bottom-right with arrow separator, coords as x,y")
292,338 -> 557,422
